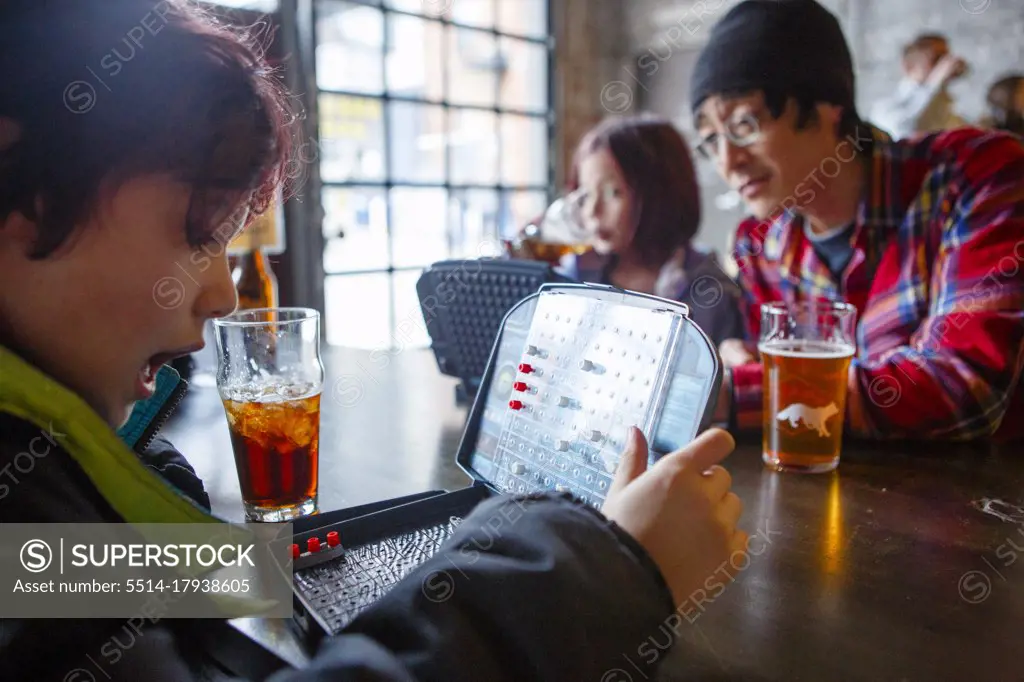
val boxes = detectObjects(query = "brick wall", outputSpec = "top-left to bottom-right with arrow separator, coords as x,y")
848,0 -> 1024,124
551,0 -> 628,188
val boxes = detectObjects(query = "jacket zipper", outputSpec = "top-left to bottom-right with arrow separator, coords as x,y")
133,378 -> 189,454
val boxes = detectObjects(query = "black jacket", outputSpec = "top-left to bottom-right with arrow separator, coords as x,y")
0,412 -> 677,682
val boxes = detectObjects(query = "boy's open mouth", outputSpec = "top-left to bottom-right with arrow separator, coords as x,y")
135,345 -> 204,399
136,361 -> 161,400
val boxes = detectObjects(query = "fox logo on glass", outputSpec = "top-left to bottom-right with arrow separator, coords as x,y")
776,402 -> 839,437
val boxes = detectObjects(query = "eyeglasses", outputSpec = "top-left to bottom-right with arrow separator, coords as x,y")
695,110 -> 765,160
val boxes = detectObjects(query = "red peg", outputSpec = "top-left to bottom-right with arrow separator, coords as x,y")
518,363 -> 534,374
509,399 -> 524,410
307,537 -> 321,553
326,531 -> 340,548
512,381 -> 528,392
290,543 -> 300,559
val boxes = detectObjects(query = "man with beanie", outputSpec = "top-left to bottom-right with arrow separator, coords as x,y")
693,0 -> 1024,441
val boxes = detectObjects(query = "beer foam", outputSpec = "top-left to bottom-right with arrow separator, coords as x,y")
757,340 -> 855,359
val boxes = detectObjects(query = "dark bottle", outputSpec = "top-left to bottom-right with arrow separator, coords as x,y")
232,247 -> 278,310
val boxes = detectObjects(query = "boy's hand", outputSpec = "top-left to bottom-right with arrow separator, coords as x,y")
602,427 -> 748,608
718,339 -> 758,368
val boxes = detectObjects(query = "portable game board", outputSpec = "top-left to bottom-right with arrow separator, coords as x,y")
291,282 -> 722,645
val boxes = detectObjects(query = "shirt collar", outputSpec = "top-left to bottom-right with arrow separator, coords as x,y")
771,123 -> 895,293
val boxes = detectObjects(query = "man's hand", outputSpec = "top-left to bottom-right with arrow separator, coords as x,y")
928,54 -> 968,87
718,339 -> 757,368
602,427 -> 749,608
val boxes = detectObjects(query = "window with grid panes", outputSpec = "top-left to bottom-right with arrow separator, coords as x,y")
315,0 -> 552,350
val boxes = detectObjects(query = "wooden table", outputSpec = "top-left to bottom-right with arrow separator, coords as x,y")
162,348 -> 1024,681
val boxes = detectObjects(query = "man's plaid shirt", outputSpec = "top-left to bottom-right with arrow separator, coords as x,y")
729,125 -> 1024,441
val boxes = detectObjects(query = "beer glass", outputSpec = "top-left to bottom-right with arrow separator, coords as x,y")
759,301 -> 856,473
506,189 -> 592,264
214,308 -> 325,521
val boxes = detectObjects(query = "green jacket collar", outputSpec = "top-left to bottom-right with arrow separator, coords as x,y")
0,345 -> 216,524
0,346 -> 291,617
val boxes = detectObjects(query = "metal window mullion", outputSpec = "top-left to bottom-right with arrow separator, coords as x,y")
314,0 -> 553,348
325,264 -> 427,277
318,87 -> 546,117
544,0 -> 554,202
492,0 -> 503,244
443,15 -> 453,261
382,6 -> 396,345
382,6 -> 546,43
293,0 -> 327,314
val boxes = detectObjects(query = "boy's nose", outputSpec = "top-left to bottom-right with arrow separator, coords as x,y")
195,256 -> 238,320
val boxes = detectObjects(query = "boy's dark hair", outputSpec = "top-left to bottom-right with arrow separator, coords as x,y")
569,116 -> 701,268
0,0 -> 296,258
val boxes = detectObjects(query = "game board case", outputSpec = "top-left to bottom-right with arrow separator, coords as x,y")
291,282 -> 722,647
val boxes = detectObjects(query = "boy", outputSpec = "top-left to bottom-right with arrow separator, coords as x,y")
0,1 -> 748,679
697,0 -> 1024,441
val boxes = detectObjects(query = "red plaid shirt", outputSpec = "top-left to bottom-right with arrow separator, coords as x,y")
730,125 -> 1024,442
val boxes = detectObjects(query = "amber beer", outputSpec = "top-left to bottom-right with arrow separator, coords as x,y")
223,392 -> 320,517
758,301 -> 857,473
516,238 -> 589,265
760,340 -> 854,471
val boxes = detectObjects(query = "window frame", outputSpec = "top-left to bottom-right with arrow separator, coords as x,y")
312,0 -> 555,350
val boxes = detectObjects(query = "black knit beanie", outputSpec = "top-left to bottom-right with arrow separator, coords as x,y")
690,0 -> 855,114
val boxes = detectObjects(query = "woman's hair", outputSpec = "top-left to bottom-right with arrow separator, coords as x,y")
569,115 -> 702,268
983,74 -> 1024,135
0,0 -> 296,258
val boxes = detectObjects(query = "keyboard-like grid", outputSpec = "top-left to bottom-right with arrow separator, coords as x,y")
294,517 -> 462,634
